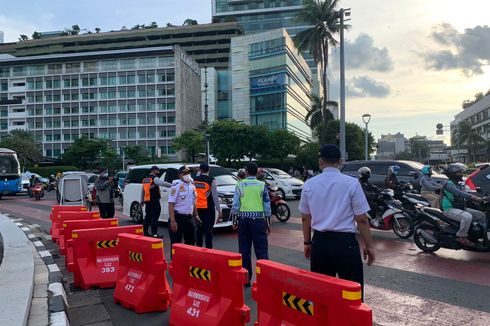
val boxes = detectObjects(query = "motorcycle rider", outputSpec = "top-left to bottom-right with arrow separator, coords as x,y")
385,165 -> 400,190
420,165 -> 441,208
358,167 -> 379,218
441,163 -> 485,246
237,168 -> 247,180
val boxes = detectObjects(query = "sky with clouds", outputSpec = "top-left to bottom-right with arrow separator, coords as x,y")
1,0 -> 489,143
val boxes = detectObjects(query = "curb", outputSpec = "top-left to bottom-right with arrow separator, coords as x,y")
3,214 -> 70,326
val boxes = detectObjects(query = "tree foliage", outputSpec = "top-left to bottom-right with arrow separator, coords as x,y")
124,145 -> 148,164
294,0 -> 343,121
319,120 -> 375,161
305,94 -> 336,143
295,142 -> 321,170
462,90 -> 489,109
0,129 -> 42,167
172,130 -> 205,162
452,121 -> 485,162
207,120 -> 301,165
62,136 -> 114,171
183,19 -> 198,26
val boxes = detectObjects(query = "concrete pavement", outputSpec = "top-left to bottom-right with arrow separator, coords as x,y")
1,193 -> 490,325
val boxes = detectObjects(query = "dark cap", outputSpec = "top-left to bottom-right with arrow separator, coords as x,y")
319,144 -> 341,161
150,165 -> 159,171
178,165 -> 190,174
199,162 -> 209,172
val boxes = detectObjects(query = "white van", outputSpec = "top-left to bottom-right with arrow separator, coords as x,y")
263,168 -> 304,199
122,163 -> 237,228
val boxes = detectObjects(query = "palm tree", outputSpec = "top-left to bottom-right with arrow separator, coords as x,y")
294,0 -> 342,118
305,94 -> 337,143
453,121 -> 485,162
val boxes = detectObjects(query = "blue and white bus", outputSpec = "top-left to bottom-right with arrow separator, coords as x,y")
0,148 -> 22,198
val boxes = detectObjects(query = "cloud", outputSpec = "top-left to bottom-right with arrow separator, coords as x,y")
423,23 -> 490,76
347,76 -> 391,98
345,33 -> 394,72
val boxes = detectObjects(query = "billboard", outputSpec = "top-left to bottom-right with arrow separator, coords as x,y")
250,73 -> 286,89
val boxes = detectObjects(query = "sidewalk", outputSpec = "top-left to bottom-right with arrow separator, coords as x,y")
0,213 -> 69,326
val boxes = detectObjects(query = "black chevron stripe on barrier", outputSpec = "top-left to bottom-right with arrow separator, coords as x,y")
96,240 -> 118,249
189,266 -> 211,281
282,291 -> 314,316
129,251 -> 143,262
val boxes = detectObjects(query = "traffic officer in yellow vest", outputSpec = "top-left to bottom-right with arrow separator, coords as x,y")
140,166 -> 168,238
231,162 -> 271,287
168,166 -> 199,247
194,163 -> 222,249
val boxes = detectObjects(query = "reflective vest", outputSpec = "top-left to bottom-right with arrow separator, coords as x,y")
142,175 -> 160,203
194,174 -> 214,209
238,179 -> 265,215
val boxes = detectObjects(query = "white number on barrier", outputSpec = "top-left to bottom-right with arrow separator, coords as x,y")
101,267 -> 115,273
125,284 -> 135,293
186,307 -> 200,318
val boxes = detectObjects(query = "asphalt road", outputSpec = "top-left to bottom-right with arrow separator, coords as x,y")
1,192 -> 490,325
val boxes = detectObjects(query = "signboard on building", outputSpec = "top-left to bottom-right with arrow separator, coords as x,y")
250,73 -> 286,89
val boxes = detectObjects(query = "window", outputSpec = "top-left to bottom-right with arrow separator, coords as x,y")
120,59 -> 136,70
29,65 -> 45,76
139,57 -> 156,69
48,64 -> 62,74
13,66 -> 27,77
65,63 -> 81,73
101,60 -> 118,71
83,62 -> 98,72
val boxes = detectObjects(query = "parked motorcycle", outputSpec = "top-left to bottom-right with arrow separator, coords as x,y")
367,188 -> 413,238
32,183 -> 44,200
413,197 -> 490,253
268,185 -> 290,223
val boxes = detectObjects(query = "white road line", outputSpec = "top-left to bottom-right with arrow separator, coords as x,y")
38,250 -> 52,258
47,264 -> 60,273
33,241 -> 44,247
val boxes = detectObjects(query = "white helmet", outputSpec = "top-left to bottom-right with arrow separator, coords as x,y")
357,166 -> 371,178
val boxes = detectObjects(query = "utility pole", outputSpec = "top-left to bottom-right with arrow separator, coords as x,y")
337,8 -> 350,160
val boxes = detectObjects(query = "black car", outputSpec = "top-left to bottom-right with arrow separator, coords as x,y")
340,160 -> 447,191
465,164 -> 490,195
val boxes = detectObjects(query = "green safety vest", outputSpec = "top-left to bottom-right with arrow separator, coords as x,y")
238,178 -> 265,214
441,180 -> 455,211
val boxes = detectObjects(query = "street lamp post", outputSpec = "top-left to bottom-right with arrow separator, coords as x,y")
205,134 -> 210,164
362,114 -> 371,160
336,8 -> 351,160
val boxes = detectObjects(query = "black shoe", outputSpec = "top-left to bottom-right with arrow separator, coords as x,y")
152,234 -> 163,239
244,282 -> 251,288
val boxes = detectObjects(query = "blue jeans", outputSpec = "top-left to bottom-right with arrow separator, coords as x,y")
238,218 -> 269,282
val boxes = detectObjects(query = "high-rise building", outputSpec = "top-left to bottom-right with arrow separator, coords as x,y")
0,46 -> 201,159
230,28 -> 312,142
212,1 -> 318,75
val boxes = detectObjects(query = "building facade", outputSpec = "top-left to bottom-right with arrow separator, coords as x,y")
212,0 -> 331,119
450,94 -> 490,162
376,133 -> 408,159
230,29 -> 312,141
0,46 -> 201,159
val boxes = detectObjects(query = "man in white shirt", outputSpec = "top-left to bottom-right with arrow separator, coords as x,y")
299,144 -> 375,297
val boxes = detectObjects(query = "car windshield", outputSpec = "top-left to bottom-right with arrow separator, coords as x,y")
214,174 -> 238,186
267,168 -> 291,179
0,155 -> 19,175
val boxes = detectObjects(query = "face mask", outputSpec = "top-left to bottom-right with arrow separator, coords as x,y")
183,174 -> 191,182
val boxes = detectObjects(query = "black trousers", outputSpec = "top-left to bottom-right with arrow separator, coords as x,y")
169,213 -> 196,249
144,201 -> 161,235
311,230 -> 364,299
98,203 -> 115,218
196,208 -> 215,249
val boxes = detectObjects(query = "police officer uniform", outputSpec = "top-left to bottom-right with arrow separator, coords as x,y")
194,163 -> 222,249
168,166 -> 197,247
299,145 -> 375,298
231,162 -> 271,286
